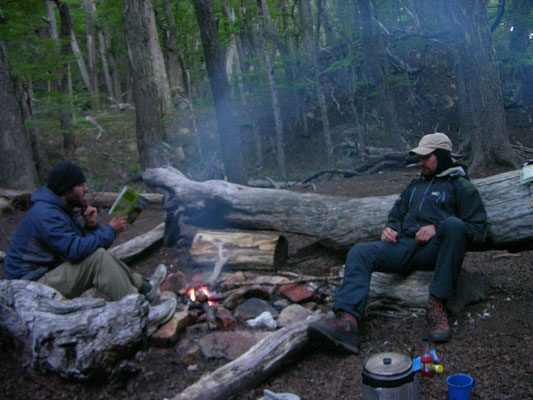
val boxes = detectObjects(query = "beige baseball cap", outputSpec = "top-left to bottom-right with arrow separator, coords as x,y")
409,132 -> 452,155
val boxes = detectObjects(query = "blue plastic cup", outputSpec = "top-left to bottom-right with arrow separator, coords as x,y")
447,374 -> 475,400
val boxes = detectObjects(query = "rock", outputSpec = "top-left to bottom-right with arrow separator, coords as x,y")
199,331 -> 269,360
252,275 -> 291,296
215,307 -> 237,331
234,298 -> 279,322
221,271 -> 247,289
278,304 -> 314,326
160,271 -> 188,293
279,283 -> 315,303
246,311 -> 277,330
223,285 -> 271,309
149,311 -> 192,348
175,338 -> 202,363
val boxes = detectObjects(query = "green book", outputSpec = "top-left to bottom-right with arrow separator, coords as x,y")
108,186 -> 149,224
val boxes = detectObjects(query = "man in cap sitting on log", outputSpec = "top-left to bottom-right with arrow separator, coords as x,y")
308,133 -> 487,352
4,161 -> 176,333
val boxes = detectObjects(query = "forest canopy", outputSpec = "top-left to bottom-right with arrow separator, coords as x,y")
0,0 -> 532,189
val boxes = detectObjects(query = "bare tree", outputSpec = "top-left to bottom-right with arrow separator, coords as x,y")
256,0 -> 287,180
192,0 -> 247,184
122,0 -> 169,169
54,0 -> 76,155
0,42 -> 38,190
445,0 -> 519,173
84,0 -> 100,110
358,0 -> 406,151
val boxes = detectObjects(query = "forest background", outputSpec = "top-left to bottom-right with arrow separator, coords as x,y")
0,0 -> 532,191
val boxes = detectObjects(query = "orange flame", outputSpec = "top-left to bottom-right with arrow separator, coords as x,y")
187,286 -> 216,305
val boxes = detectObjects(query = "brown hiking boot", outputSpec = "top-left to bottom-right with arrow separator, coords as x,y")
427,295 -> 451,342
308,310 -> 360,354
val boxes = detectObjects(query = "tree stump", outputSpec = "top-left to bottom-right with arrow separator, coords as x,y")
0,280 -> 148,381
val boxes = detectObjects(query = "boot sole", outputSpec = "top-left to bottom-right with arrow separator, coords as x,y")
308,326 -> 360,354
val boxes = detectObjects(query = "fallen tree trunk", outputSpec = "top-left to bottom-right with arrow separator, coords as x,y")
0,280 -> 148,381
189,229 -> 288,271
171,313 -> 322,400
369,269 -> 489,314
143,167 -> 533,252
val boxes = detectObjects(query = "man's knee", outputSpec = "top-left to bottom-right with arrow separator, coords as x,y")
440,217 -> 466,236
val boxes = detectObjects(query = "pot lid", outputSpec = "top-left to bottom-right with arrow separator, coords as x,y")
363,352 -> 413,379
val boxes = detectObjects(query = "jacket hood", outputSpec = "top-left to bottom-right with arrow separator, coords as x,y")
31,186 -> 72,212
436,165 -> 467,179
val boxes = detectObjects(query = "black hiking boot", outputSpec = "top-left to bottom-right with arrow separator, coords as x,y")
308,310 -> 360,354
427,294 -> 451,342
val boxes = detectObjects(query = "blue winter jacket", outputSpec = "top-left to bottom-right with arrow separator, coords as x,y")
4,187 -> 116,280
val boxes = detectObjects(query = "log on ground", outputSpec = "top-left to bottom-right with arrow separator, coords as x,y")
143,167 -> 533,252
0,280 -> 148,381
368,269 -> 489,313
189,229 -> 288,270
110,222 -> 165,261
171,313 -> 322,400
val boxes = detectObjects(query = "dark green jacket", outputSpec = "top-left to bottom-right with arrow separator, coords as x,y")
386,166 -> 487,242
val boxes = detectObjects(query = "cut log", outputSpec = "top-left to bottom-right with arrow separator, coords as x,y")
0,280 -> 148,381
171,313 -> 322,400
368,269 -> 489,314
143,167 -> 533,252
189,229 -> 288,271
109,222 -> 165,261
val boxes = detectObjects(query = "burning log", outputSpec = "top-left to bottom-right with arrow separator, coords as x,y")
189,229 -> 288,271
170,313 -> 323,400
143,167 -> 533,252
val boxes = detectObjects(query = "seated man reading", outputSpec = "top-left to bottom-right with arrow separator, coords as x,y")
308,133 -> 487,353
4,161 -> 175,332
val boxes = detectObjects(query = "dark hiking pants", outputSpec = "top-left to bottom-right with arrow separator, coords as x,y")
333,217 -> 467,320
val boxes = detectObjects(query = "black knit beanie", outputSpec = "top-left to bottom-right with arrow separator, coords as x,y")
46,162 -> 86,196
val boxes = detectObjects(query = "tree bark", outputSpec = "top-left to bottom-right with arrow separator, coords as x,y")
70,30 -> 91,91
54,0 -> 76,155
0,43 -> 38,190
122,0 -> 169,169
445,0 -> 519,174
84,0 -> 100,110
0,280 -> 148,381
143,167 -> 533,252
192,0 -> 247,184
256,0 -> 287,180
163,0 -> 184,93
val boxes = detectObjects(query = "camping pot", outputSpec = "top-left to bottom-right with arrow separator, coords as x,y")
362,351 -> 419,400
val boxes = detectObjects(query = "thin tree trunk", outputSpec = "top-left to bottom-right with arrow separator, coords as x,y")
16,80 -> 48,182
122,0 -> 169,169
257,0 -> 286,180
445,0 -> 519,174
313,0 -> 334,169
46,0 -> 60,94
358,0 -> 405,151
85,0 -> 99,110
0,43 -> 38,190
145,0 -> 175,138
54,0 -> 76,155
192,0 -> 247,184
163,0 -> 184,93
98,30 -> 115,101
70,30 -> 91,91
237,0 -> 263,168
104,26 -> 122,103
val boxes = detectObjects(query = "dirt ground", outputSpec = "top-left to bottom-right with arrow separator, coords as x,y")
1,168 -> 532,400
